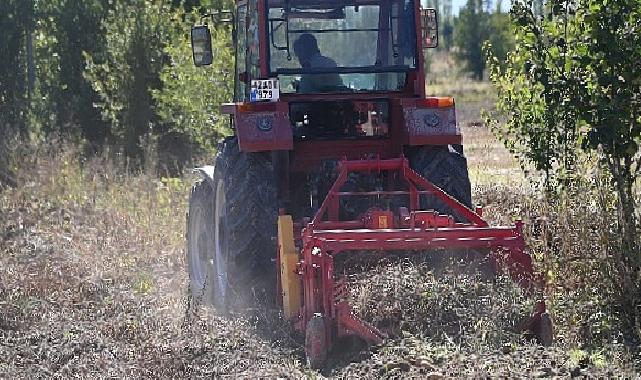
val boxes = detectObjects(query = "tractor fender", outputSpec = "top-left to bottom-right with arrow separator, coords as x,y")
193,166 -> 216,190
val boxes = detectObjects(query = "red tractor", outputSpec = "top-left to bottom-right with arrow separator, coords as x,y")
187,0 -> 552,368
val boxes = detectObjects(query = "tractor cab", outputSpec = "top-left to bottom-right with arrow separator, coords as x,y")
191,1 -> 446,157
266,0 -> 423,96
193,0 -> 437,96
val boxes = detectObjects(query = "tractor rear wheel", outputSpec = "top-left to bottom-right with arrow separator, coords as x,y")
406,145 -> 473,219
186,137 -> 278,310
405,145 -> 493,276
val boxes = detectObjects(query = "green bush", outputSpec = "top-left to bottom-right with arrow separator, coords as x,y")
84,0 -> 173,160
153,9 -> 233,154
486,0 -> 641,342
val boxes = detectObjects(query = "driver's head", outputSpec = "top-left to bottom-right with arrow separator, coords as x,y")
293,33 -> 320,63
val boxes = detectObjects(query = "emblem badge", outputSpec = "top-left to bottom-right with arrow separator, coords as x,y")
423,112 -> 441,128
257,117 -> 273,132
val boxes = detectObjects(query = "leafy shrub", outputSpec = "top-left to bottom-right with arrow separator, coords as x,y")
84,0 -> 174,160
153,9 -> 233,153
486,0 -> 641,342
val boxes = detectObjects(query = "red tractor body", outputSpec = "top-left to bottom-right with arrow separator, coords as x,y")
187,0 -> 552,368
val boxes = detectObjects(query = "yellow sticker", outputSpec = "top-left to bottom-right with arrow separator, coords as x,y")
378,215 -> 388,229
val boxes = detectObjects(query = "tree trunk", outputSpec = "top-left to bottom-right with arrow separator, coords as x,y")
0,140 -> 17,189
613,159 -> 639,260
610,157 -> 641,341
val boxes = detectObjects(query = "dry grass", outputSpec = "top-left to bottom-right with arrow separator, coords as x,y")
1,128 -> 639,377
0,144 -> 305,378
463,125 -> 528,187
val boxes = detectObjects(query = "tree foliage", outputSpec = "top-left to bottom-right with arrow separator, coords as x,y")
84,0 -> 174,159
487,0 -> 641,336
0,0 -> 35,186
1,0 -> 235,168
574,0 -> 641,262
153,9 -> 234,153
22,0 -> 112,146
454,0 -> 486,79
0,0 -> 35,137
39,0 -> 111,143
485,2 -> 581,176
454,0 -> 514,80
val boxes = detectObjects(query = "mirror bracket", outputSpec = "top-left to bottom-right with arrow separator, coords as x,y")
420,8 -> 438,49
201,10 -> 234,25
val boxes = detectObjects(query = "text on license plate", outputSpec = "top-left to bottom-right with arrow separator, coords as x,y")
250,79 -> 280,102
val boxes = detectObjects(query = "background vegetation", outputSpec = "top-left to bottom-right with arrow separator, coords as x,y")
0,0 -> 512,172
486,0 -> 641,343
0,0 -> 233,176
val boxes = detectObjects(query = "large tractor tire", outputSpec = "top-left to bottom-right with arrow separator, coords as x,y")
406,145 -> 473,220
187,137 -> 278,311
311,145 -> 472,221
406,145 -> 496,277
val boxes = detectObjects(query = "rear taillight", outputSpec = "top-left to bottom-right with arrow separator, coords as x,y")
416,97 -> 454,108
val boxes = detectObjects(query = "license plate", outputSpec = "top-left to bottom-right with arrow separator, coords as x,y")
250,79 -> 280,102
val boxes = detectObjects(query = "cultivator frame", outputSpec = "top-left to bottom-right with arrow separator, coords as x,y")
277,157 -> 550,365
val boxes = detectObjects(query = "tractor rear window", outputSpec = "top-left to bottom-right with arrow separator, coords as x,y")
267,0 -> 417,94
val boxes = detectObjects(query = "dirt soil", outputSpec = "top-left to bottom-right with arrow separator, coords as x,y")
0,204 -> 632,379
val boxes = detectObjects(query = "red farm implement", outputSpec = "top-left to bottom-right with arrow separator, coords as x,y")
278,157 -> 551,366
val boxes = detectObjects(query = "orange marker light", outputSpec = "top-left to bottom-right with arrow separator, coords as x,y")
237,102 -> 279,113
437,97 -> 455,107
237,103 -> 253,113
417,97 -> 455,108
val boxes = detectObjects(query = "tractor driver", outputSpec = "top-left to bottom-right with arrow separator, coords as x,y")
293,33 -> 344,93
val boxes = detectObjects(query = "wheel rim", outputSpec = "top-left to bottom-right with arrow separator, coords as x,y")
214,179 -> 228,303
189,201 -> 208,291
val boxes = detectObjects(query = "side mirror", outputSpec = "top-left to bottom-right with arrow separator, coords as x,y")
420,8 -> 438,49
191,25 -> 213,66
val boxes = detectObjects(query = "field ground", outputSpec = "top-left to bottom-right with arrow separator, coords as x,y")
1,92 -> 640,377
